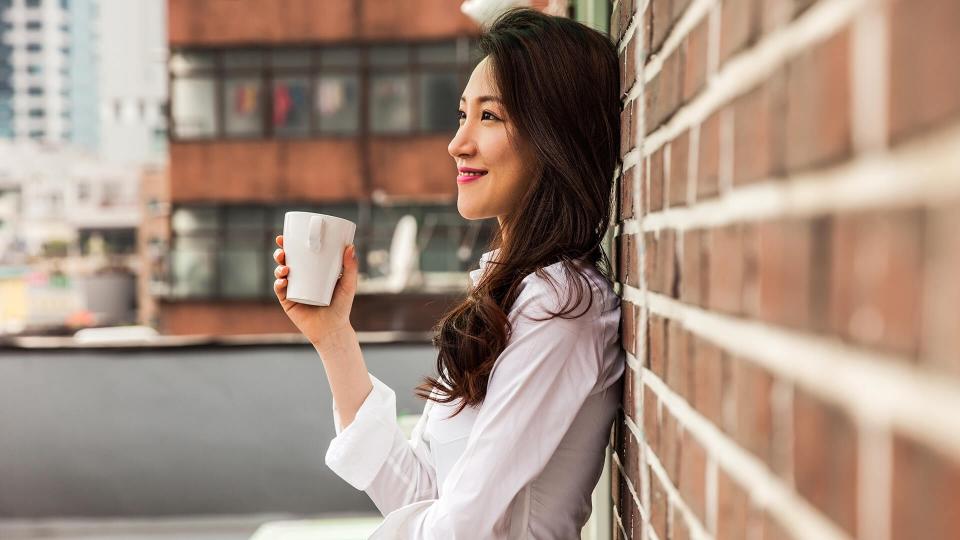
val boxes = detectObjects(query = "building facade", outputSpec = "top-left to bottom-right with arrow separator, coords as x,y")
0,0 -> 98,149
152,0 -> 495,335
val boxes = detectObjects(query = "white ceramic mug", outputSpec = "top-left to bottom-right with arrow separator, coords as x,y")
282,211 -> 357,307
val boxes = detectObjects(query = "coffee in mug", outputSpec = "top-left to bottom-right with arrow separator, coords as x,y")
282,212 -> 357,307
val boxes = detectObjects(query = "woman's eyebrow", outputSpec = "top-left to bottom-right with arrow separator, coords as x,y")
459,95 -> 502,104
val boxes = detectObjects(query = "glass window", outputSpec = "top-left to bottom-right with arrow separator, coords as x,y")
224,49 -> 263,69
417,42 -> 457,64
370,73 -> 411,134
172,237 -> 216,298
369,45 -> 409,66
419,71 -> 458,132
26,43 -> 42,53
26,0 -> 41,7
172,77 -> 216,138
271,48 -> 311,69
224,77 -> 263,136
316,73 -> 358,134
320,47 -> 359,68
172,207 -> 217,233
219,238 -> 264,298
272,76 -> 310,137
27,86 -> 43,96
170,51 -> 216,75
26,21 -> 42,30
224,206 -> 264,231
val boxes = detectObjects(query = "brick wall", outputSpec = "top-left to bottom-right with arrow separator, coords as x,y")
609,0 -> 960,538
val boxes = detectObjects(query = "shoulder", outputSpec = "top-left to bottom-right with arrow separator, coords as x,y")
509,258 -> 620,326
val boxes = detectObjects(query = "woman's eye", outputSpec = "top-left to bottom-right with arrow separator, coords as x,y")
457,110 -> 499,121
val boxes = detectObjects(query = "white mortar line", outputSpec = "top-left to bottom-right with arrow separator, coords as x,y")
613,449 -> 648,519
626,418 -> 714,540
643,0 -> 869,157
639,121 -> 960,232
642,0 -> 715,83
625,289 -> 960,456
850,1 -> 889,153
857,424 -> 892,540
639,366 -> 852,540
705,457 -> 718,536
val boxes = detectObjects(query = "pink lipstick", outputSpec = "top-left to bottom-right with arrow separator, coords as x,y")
457,167 -> 488,184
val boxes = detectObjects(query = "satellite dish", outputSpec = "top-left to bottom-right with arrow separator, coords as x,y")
386,214 -> 422,292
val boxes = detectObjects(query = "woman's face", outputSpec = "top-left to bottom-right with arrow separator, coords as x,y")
448,57 -> 537,223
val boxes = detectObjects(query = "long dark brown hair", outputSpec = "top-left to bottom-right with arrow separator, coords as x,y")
415,8 -> 621,415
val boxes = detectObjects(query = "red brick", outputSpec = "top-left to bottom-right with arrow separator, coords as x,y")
692,337 -> 724,426
681,229 -> 707,306
732,74 -> 787,185
757,219 -> 814,328
731,356 -> 775,469
620,165 -> 637,220
649,149 -> 665,212
679,428 -> 707,523
621,300 -> 638,358
741,222 -> 761,318
650,464 -> 669,539
661,408 -> 681,484
656,229 -> 678,297
649,314 -> 667,375
649,0 -> 674,55
669,131 -> 690,207
785,29 -> 852,172
717,468 -> 749,540
644,385 -> 661,453
720,0 -> 759,64
682,16 -> 709,102
708,224 -> 745,314
667,322 -> 691,401
889,0 -> 960,143
830,209 -> 924,357
618,233 -> 637,287
672,511 -> 691,540
891,433 -> 960,540
697,110 -> 722,200
793,388 -> 858,536
922,203 -> 960,375
624,355 -> 637,419
621,98 -> 635,159
620,32 -> 638,96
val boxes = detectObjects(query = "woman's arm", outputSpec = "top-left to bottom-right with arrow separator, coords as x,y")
313,325 -> 373,430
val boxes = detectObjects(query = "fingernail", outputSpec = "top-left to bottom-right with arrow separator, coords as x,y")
351,244 -> 357,260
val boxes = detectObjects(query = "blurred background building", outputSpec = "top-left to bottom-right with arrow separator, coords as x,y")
149,0 -> 497,336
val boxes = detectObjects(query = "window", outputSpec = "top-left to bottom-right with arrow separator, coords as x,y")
316,73 -> 359,134
370,72 -> 412,134
26,0 -> 42,7
26,43 -> 42,53
223,76 -> 263,136
26,21 -> 42,30
169,204 -> 362,300
28,108 -> 44,118
172,78 -> 216,138
272,76 -> 309,136
27,86 -> 43,96
168,40 -> 478,141
27,65 -> 42,75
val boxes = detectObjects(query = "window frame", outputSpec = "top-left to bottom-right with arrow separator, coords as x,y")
168,38 -> 479,143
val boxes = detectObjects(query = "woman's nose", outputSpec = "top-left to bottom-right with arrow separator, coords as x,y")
448,126 -> 476,159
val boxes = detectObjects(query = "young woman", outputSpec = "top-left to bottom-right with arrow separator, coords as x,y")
272,8 -> 624,539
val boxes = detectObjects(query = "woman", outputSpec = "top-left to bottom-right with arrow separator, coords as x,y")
272,8 -> 624,539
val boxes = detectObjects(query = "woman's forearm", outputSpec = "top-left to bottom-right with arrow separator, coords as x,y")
313,325 -> 374,430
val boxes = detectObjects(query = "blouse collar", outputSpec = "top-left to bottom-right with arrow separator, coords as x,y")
469,248 -> 501,286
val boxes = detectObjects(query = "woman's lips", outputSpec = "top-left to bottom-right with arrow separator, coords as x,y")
457,171 -> 487,184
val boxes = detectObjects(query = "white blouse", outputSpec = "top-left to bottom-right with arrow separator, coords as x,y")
324,249 -> 626,539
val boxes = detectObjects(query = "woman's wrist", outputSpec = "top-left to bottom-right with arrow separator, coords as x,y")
311,323 -> 357,357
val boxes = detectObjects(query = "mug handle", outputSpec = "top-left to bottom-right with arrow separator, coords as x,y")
308,215 -> 324,252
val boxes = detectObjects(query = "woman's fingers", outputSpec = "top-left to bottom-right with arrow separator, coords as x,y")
273,248 -> 285,264
274,265 -> 288,279
274,277 -> 288,300
276,235 -> 284,248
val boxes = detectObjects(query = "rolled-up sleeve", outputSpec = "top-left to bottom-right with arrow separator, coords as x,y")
366,284 -> 603,539
324,373 -> 439,515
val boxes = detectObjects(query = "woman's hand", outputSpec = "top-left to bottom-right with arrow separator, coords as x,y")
273,235 -> 359,349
